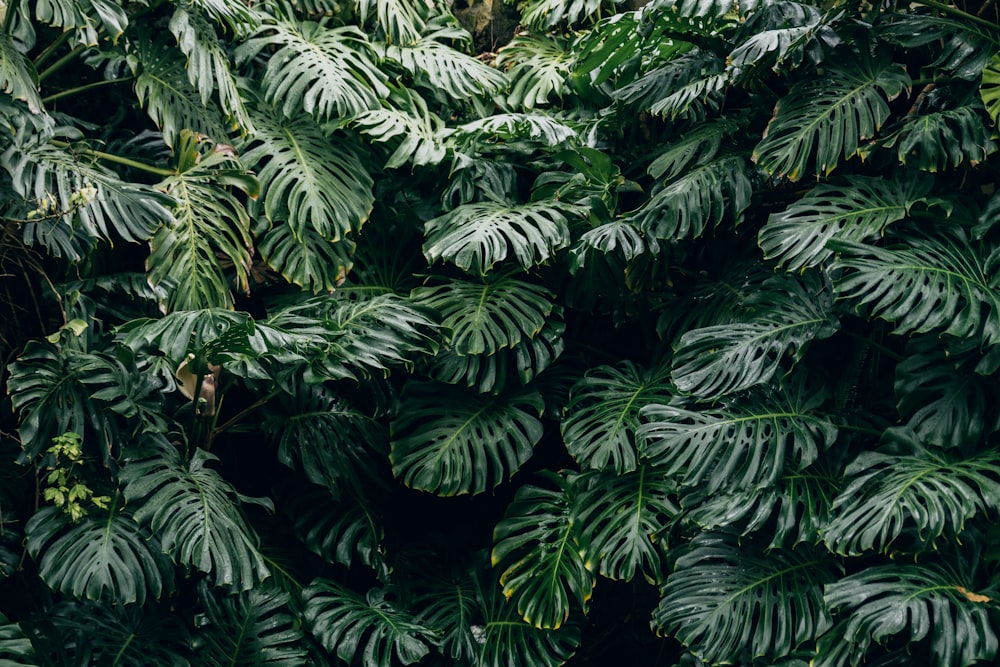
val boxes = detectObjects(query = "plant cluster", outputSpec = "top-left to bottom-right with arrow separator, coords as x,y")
2,0 -> 1000,664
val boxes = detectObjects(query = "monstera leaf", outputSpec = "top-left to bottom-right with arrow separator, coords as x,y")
574,466 -> 677,584
652,533 -> 838,664
235,19 -> 388,120
285,486 -> 387,576
350,88 -> 451,168
0,612 -> 35,667
497,34 -> 574,109
671,277 -> 839,398
412,274 -> 555,356
830,229 -> 1000,346
25,502 -> 172,606
423,200 -> 576,275
390,382 -> 544,495
561,360 -> 675,474
492,473 -> 596,629
456,113 -> 577,147
303,580 -> 435,666
121,444 -> 271,591
613,50 -> 720,116
387,27 -> 507,99
0,35 -> 42,113
980,52 -> 1000,126
888,104 -> 996,172
519,0 -> 603,30
759,175 -> 931,271
753,54 -> 910,179
241,96 -> 375,241
817,561 -> 997,667
823,448 -> 1000,556
640,375 -> 838,492
257,223 -> 356,294
356,0 -> 428,45
117,308 -> 255,366
196,582 -> 308,666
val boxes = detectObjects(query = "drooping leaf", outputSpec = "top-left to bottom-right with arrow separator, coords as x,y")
888,104 -> 996,172
25,502 -> 172,607
492,473 -> 596,629
519,0 -> 604,30
350,88 -> 451,169
640,375 -> 837,492
574,466 -> 677,584
390,382 -> 544,496
423,200 -> 576,275
759,175 -> 932,271
122,444 -> 271,591
652,533 -> 837,664
497,33 -> 574,110
303,579 -> 435,666
753,54 -> 910,180
258,223 -> 355,293
0,35 -> 42,114
561,360 -> 675,474
823,448 -> 1000,556
613,49 -> 718,116
646,118 -> 737,182
355,0 -> 427,45
116,308 -> 254,366
387,27 -> 508,99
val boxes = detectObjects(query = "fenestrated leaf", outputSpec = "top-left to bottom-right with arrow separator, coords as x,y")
648,72 -> 727,121
258,223 -> 355,293
412,274 -> 555,356
387,25 -> 508,100
121,444 -> 271,591
235,19 -> 388,120
390,382 -> 544,496
303,579 -> 435,666
831,228 -> 1000,345
753,54 -> 910,180
818,561 -> 997,667
356,0 -> 427,45
652,533 -> 838,664
888,104 -> 996,172
0,35 -> 42,114
25,501 -> 172,607
492,473 -> 596,629
0,611 -> 34,666
498,33 -> 574,110
574,466 -> 677,584
241,97 -> 374,241
33,0 -> 128,45
196,582 -> 308,666
628,154 -> 752,241
456,113 -> 577,147
116,308 -> 254,366
613,49 -> 718,115
423,200 -> 576,275
561,360 -> 676,474
640,375 -> 837,492
671,277 -> 839,398
519,0 -> 603,30
980,52 -> 1000,126
350,88 -> 451,169
646,118 -> 738,182
759,175 -> 930,271
823,448 -> 1000,556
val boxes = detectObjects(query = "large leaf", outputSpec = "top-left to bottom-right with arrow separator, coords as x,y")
196,583 -> 308,666
888,104 -> 996,172
390,382 -> 544,495
497,34 -> 574,109
241,97 -> 374,241
613,50 -> 719,116
561,360 -> 675,474
640,376 -> 837,492
303,580 -> 435,666
492,473 -> 596,629
121,444 -> 271,591
25,502 -> 172,607
0,35 -> 42,114
753,54 -> 910,180
356,0 -> 427,45
818,561 -> 997,667
386,26 -> 507,99
257,223 -> 355,293
759,175 -> 930,271
350,88 -> 451,169
980,52 -> 1000,126
823,448 -> 1000,556
0,612 -> 35,667
235,20 -> 388,120
456,113 -> 577,147
574,466 -> 677,584
519,0 -> 603,30
652,533 -> 838,664
423,200 -> 576,275
285,486 -> 387,576
411,274 -> 555,356
671,277 -> 839,398
830,229 -> 1000,346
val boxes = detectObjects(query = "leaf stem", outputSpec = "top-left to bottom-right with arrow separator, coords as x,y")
839,328 -> 904,362
41,77 -> 134,105
912,0 -> 1000,31
33,30 -> 73,69
49,140 -> 175,177
213,388 -> 282,436
38,44 -> 87,83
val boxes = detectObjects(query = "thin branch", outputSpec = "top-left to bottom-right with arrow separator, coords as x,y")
50,140 -> 175,177
42,77 -> 134,105
913,0 -> 1000,31
33,30 -> 73,69
213,388 -> 283,437
38,44 -> 87,83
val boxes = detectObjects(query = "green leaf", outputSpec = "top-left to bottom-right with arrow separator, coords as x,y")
116,308 -> 254,366
456,113 -> 577,147
258,223 -> 355,293
519,0 -> 603,30
561,360 -> 675,474
350,88 -> 451,169
303,580 -> 435,666
889,104 -> 996,172
236,20 -> 388,120
285,486 -> 387,576
671,277 -> 839,398
196,582 -> 308,666
574,466 -> 677,584
122,444 -> 271,591
25,502 -> 172,606
356,0 -> 427,45
34,0 -> 128,44
390,382 -> 544,495
759,175 -> 929,271
819,562 -> 997,667
823,448 -> 1000,555
613,50 -> 719,117
412,273 -> 555,356
0,611 -> 35,667
753,55 -> 910,180
640,375 -> 837,492
646,118 -> 738,182
830,229 -> 1000,346
980,52 -> 1000,126
498,33 -> 574,109
492,473 -> 596,629
387,29 -> 508,99
0,35 -> 42,114
423,200 -> 576,275
652,533 -> 837,664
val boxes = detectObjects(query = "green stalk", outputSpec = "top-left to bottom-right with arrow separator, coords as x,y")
41,77 -> 134,105
50,139 -> 175,177
38,44 -> 87,83
913,0 -> 1000,32
33,30 -> 73,69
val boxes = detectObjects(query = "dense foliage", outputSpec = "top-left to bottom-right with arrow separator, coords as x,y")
2,0 -> 1000,663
